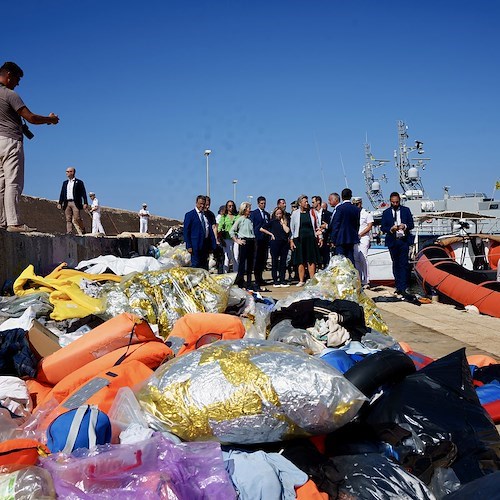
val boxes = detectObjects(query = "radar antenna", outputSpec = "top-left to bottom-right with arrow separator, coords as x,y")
363,142 -> 389,209
395,120 -> 430,199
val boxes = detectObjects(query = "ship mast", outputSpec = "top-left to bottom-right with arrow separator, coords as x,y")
394,120 -> 430,199
363,142 -> 389,209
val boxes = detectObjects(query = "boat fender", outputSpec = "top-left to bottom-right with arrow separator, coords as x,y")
344,349 -> 416,398
464,305 -> 480,314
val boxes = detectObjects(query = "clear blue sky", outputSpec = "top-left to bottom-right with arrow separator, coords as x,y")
5,0 -> 500,220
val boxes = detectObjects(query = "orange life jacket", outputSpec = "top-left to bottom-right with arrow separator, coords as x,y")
37,313 -> 158,385
167,312 -> 245,356
40,360 -> 153,431
0,439 -> 50,472
40,341 -> 172,407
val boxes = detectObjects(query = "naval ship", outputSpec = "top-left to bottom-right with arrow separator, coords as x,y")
363,121 -> 500,241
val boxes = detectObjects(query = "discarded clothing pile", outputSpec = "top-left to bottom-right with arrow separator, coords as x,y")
0,254 -> 498,499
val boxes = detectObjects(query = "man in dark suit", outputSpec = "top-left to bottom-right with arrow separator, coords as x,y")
57,166 -> 88,234
312,195 -> 332,268
183,195 -> 216,270
250,196 -> 271,289
381,191 -> 415,295
330,188 -> 360,265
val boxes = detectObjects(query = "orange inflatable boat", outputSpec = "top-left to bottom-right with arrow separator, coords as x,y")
415,245 -> 500,318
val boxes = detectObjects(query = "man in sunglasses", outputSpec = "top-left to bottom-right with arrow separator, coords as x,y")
57,167 -> 88,234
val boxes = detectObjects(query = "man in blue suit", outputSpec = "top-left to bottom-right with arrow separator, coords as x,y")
330,188 -> 360,265
250,196 -> 271,289
381,192 -> 415,294
183,195 -> 216,270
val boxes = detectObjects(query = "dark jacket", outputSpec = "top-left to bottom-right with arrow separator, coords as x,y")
59,178 -> 88,209
250,208 -> 271,241
330,202 -> 360,245
183,209 -> 216,251
381,205 -> 414,247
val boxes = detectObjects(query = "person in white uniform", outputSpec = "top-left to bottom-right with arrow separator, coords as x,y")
353,197 -> 374,287
89,192 -> 105,234
139,203 -> 150,233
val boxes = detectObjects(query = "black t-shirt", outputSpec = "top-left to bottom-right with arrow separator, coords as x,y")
263,219 -> 289,241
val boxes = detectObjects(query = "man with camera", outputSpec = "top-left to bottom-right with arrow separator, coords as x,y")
381,191 -> 415,296
0,61 -> 59,232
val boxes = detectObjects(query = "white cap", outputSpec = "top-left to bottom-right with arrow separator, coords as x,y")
89,192 -> 95,196
142,203 -> 147,206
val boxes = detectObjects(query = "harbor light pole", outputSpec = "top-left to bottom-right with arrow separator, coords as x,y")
204,149 -> 212,197
232,179 -> 238,203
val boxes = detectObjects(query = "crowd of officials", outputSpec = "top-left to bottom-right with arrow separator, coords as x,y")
183,188 -> 415,294
183,188 -> 413,294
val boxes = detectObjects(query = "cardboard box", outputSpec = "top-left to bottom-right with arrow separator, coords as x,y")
27,319 -> 61,359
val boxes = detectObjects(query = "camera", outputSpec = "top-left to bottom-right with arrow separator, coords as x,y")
22,122 -> 34,140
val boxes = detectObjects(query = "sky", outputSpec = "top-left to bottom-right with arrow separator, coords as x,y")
4,0 -> 500,220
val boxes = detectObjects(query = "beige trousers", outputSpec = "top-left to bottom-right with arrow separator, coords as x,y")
0,136 -> 24,227
65,201 -> 85,234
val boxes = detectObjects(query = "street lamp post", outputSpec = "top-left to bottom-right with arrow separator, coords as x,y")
232,179 -> 238,203
204,150 -> 212,197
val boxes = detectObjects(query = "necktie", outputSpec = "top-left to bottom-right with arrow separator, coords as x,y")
200,212 -> 208,238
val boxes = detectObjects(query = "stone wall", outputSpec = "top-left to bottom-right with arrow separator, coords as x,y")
1,195 -> 182,291
19,195 -> 180,236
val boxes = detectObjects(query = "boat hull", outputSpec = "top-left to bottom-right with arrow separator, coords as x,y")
367,245 -> 394,286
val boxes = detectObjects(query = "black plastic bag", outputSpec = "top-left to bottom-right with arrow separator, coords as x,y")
363,349 -> 500,484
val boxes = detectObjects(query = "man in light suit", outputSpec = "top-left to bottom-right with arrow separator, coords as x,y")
57,166 -> 88,234
250,196 -> 271,289
330,188 -> 360,265
381,192 -> 415,295
183,195 -> 216,270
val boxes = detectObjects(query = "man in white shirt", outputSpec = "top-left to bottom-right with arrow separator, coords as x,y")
327,192 -> 340,256
57,167 -> 88,234
312,195 -> 332,268
353,197 -> 374,287
139,203 -> 150,233
89,192 -> 105,235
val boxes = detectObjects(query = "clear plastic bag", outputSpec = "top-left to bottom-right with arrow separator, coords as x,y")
429,467 -> 461,499
332,453 -> 435,499
137,339 -> 366,443
0,466 -> 56,499
243,302 -> 272,339
0,293 -> 53,319
40,434 -> 235,499
157,241 -> 191,268
361,330 -> 403,351
103,267 -> 233,338
268,319 -> 325,354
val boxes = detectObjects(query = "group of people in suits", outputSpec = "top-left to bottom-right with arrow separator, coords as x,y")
184,188 -> 413,293
184,188 -> 414,296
